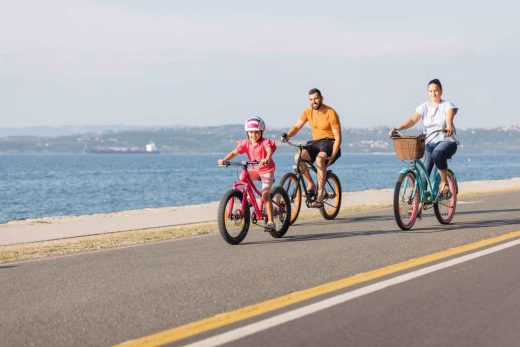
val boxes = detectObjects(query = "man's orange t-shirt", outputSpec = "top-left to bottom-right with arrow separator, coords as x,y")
299,104 -> 341,140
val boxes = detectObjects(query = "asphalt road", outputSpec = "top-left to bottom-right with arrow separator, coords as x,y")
1,190 -> 519,346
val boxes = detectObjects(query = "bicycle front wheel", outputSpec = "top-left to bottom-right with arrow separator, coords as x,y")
279,172 -> 302,225
434,170 -> 457,224
217,189 -> 250,245
320,172 -> 342,220
393,171 -> 420,230
268,186 -> 292,238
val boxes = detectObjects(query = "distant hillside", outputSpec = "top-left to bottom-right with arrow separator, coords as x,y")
1,125 -> 519,154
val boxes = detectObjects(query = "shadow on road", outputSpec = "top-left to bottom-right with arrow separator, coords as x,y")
405,216 -> 520,234
0,265 -> 18,270
456,208 -> 520,216
245,205 -> 520,243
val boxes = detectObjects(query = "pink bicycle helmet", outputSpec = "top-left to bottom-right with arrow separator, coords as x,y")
244,116 -> 265,132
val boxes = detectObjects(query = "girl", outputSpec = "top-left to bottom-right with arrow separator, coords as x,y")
217,116 -> 277,229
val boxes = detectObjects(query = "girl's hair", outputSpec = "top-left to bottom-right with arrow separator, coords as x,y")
428,79 -> 443,91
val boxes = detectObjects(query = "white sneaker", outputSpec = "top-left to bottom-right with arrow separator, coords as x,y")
266,221 -> 276,230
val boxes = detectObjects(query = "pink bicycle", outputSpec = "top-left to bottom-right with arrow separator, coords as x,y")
217,160 -> 291,245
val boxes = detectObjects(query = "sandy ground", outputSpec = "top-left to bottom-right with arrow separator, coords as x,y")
1,177 -> 519,246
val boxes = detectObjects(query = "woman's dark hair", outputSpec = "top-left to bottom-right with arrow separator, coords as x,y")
308,88 -> 322,97
428,79 -> 442,91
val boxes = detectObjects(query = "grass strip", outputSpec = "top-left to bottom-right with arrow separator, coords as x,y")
0,204 -> 389,264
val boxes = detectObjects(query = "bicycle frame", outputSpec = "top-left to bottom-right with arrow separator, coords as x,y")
399,160 -> 434,205
233,170 -> 265,222
393,129 -> 459,205
223,161 -> 266,223
286,139 -> 333,206
398,156 -> 459,207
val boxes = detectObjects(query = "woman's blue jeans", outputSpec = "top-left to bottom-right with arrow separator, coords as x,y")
422,141 -> 458,190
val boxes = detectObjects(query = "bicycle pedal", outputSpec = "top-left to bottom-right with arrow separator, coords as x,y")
417,204 -> 423,220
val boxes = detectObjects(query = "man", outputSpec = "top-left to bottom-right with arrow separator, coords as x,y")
281,88 -> 342,207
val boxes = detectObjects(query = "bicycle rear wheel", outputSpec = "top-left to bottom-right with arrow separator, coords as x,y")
320,172 -> 342,220
434,170 -> 457,224
279,172 -> 302,225
393,171 -> 420,230
217,189 -> 250,245
268,186 -> 292,238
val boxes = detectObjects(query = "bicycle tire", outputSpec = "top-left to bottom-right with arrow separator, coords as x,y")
320,172 -> 342,220
268,186 -> 292,238
393,171 -> 420,230
279,172 -> 302,225
217,189 -> 250,245
434,170 -> 457,224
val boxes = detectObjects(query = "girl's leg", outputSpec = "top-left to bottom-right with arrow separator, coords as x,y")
260,173 -> 275,224
240,169 -> 260,182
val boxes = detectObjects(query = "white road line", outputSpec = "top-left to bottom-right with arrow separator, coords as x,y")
182,238 -> 520,347
458,200 -> 484,204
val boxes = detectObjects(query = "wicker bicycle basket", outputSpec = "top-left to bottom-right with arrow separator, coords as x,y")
392,134 -> 425,160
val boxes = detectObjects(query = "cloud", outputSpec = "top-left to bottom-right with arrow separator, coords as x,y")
0,1 -> 469,77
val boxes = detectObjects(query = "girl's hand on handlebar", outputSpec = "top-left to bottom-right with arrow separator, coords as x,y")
259,159 -> 271,166
217,159 -> 226,166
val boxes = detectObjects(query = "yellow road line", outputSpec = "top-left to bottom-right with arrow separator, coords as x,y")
115,230 -> 520,347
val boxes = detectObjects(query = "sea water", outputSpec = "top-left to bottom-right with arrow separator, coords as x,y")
1,152 -> 519,223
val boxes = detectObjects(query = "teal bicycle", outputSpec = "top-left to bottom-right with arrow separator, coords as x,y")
390,130 -> 458,230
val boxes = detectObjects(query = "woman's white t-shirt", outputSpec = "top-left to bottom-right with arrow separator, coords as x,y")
415,100 -> 460,145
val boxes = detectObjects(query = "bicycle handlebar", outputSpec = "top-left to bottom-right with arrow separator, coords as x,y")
219,160 -> 260,168
390,128 -> 447,140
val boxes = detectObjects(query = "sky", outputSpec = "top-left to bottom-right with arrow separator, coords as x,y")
1,0 -> 519,129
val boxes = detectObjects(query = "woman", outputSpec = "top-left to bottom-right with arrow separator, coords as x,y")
389,79 -> 459,194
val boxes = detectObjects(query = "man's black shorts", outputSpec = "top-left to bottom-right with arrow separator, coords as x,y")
306,139 -> 341,165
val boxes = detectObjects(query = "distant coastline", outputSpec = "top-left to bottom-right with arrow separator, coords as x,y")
1,125 -> 519,154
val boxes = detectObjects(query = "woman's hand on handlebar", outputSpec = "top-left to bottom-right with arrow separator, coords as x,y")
389,128 -> 400,137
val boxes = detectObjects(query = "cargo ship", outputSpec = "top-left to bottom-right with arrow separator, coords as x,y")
85,141 -> 158,154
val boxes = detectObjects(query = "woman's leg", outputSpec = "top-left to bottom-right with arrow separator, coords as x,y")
432,141 -> 458,193
422,144 -> 436,191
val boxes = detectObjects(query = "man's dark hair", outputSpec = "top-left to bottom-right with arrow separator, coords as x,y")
308,88 -> 322,97
428,79 -> 442,91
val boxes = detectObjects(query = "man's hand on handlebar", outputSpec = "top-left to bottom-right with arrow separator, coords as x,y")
280,133 -> 288,143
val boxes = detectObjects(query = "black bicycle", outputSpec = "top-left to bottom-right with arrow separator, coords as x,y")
279,138 -> 342,224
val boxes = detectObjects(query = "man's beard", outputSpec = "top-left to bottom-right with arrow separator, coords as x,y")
312,102 -> 322,110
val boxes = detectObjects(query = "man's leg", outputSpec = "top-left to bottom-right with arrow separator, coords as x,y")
295,149 -> 315,193
314,152 -> 328,203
